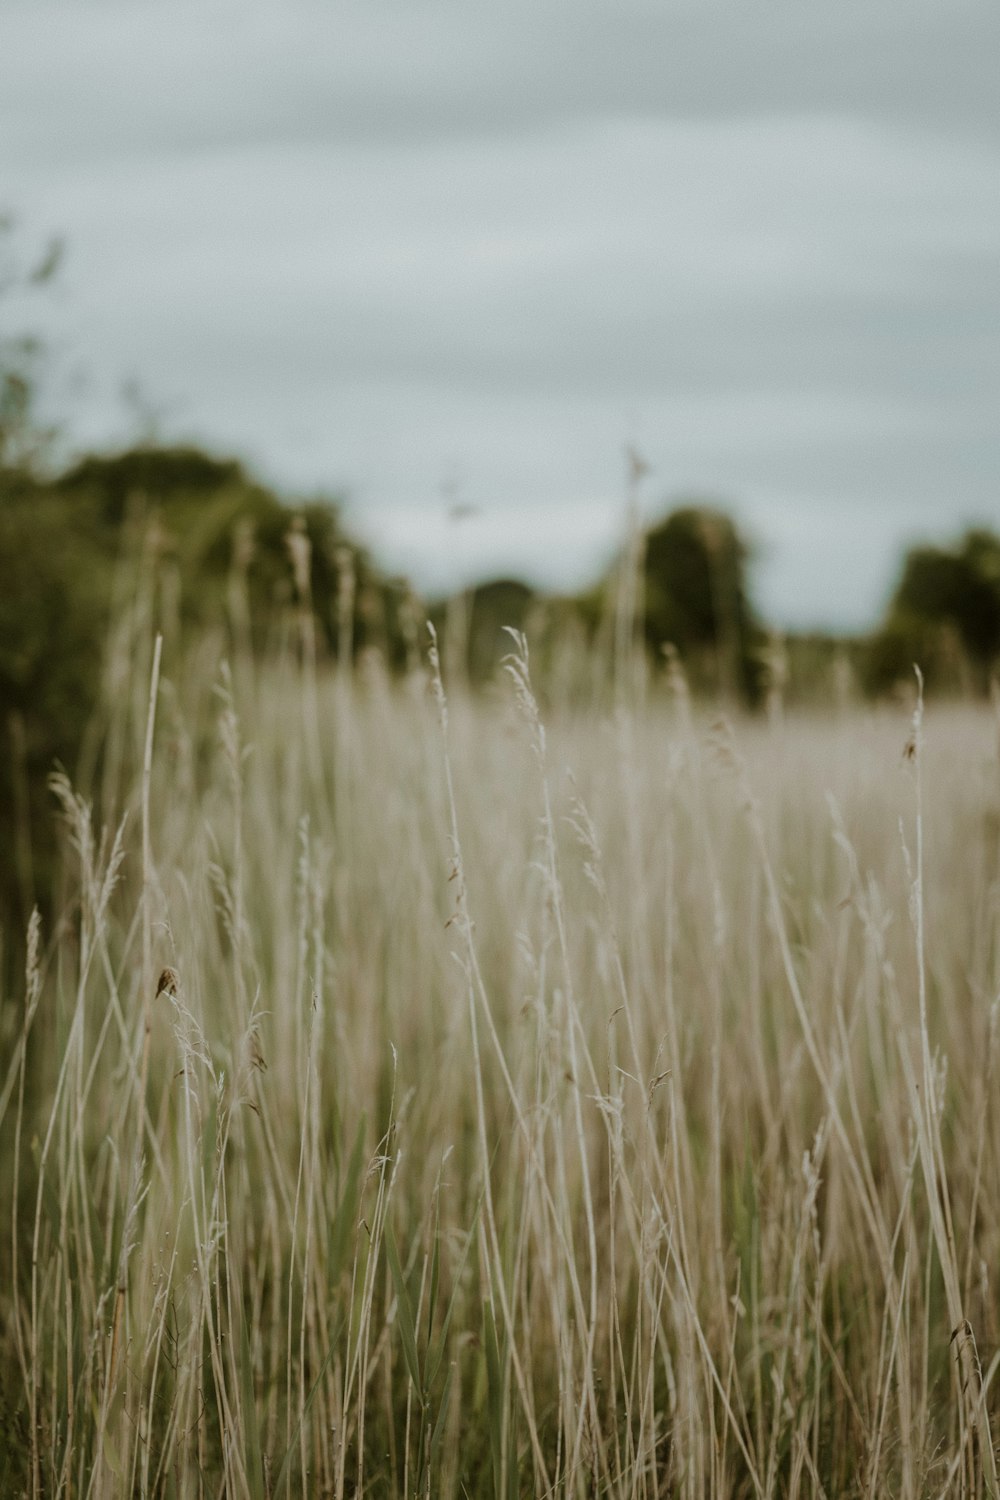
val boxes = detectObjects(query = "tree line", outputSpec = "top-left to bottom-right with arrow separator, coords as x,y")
2,215 -> 999,929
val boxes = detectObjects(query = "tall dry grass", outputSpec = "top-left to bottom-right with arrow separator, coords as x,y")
2,582 -> 1000,1497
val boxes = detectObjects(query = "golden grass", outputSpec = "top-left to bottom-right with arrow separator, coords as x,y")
2,620 -> 1000,1497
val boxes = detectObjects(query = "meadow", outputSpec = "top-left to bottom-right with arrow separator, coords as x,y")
2,596 -> 1000,1498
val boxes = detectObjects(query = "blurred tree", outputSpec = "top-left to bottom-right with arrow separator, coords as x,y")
0,438 -> 411,933
864,529 -> 1000,694
640,505 -> 762,701
0,481 -> 110,925
465,578 -> 536,681
51,444 -> 411,662
562,502 -> 763,703
1,215 -> 75,929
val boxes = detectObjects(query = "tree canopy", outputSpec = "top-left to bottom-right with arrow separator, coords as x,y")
640,505 -> 760,699
865,529 -> 1000,694
0,440 -> 409,927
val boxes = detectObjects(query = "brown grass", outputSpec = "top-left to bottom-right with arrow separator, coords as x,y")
2,614 -> 1000,1497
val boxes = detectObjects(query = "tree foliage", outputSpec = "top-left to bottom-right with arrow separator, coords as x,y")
640,505 -> 761,698
0,441 -> 410,930
864,529 -> 1000,694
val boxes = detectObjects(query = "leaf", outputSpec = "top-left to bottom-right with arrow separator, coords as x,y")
482,1299 -> 505,1500
270,1331 -> 341,1499
387,1226 -> 424,1404
237,1297 -> 266,1500
328,1114 -> 366,1285
426,1198 -> 481,1394
427,1209 -> 441,1348
428,1359 -> 456,1479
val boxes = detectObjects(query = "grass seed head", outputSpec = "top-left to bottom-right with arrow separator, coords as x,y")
155,966 -> 179,999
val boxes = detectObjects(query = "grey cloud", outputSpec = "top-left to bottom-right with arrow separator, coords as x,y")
1,0 -> 997,630
3,0 -> 999,172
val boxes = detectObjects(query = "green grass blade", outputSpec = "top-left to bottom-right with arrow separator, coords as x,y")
387,1225 -> 424,1404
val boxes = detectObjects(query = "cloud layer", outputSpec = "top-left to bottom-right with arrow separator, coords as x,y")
3,0 -> 998,627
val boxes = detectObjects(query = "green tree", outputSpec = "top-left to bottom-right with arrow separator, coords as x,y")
640,504 -> 761,700
0,439 -> 411,931
864,529 -> 1000,694
429,577 -> 537,684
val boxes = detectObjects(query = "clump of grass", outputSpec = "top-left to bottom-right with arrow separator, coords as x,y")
3,582 -> 1000,1496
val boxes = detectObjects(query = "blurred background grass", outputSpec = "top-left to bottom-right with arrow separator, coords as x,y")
3,210 -> 999,942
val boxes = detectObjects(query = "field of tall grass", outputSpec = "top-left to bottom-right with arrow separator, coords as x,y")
3,586 -> 1000,1497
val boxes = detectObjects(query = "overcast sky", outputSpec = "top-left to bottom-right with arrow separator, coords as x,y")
2,0 -> 998,628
